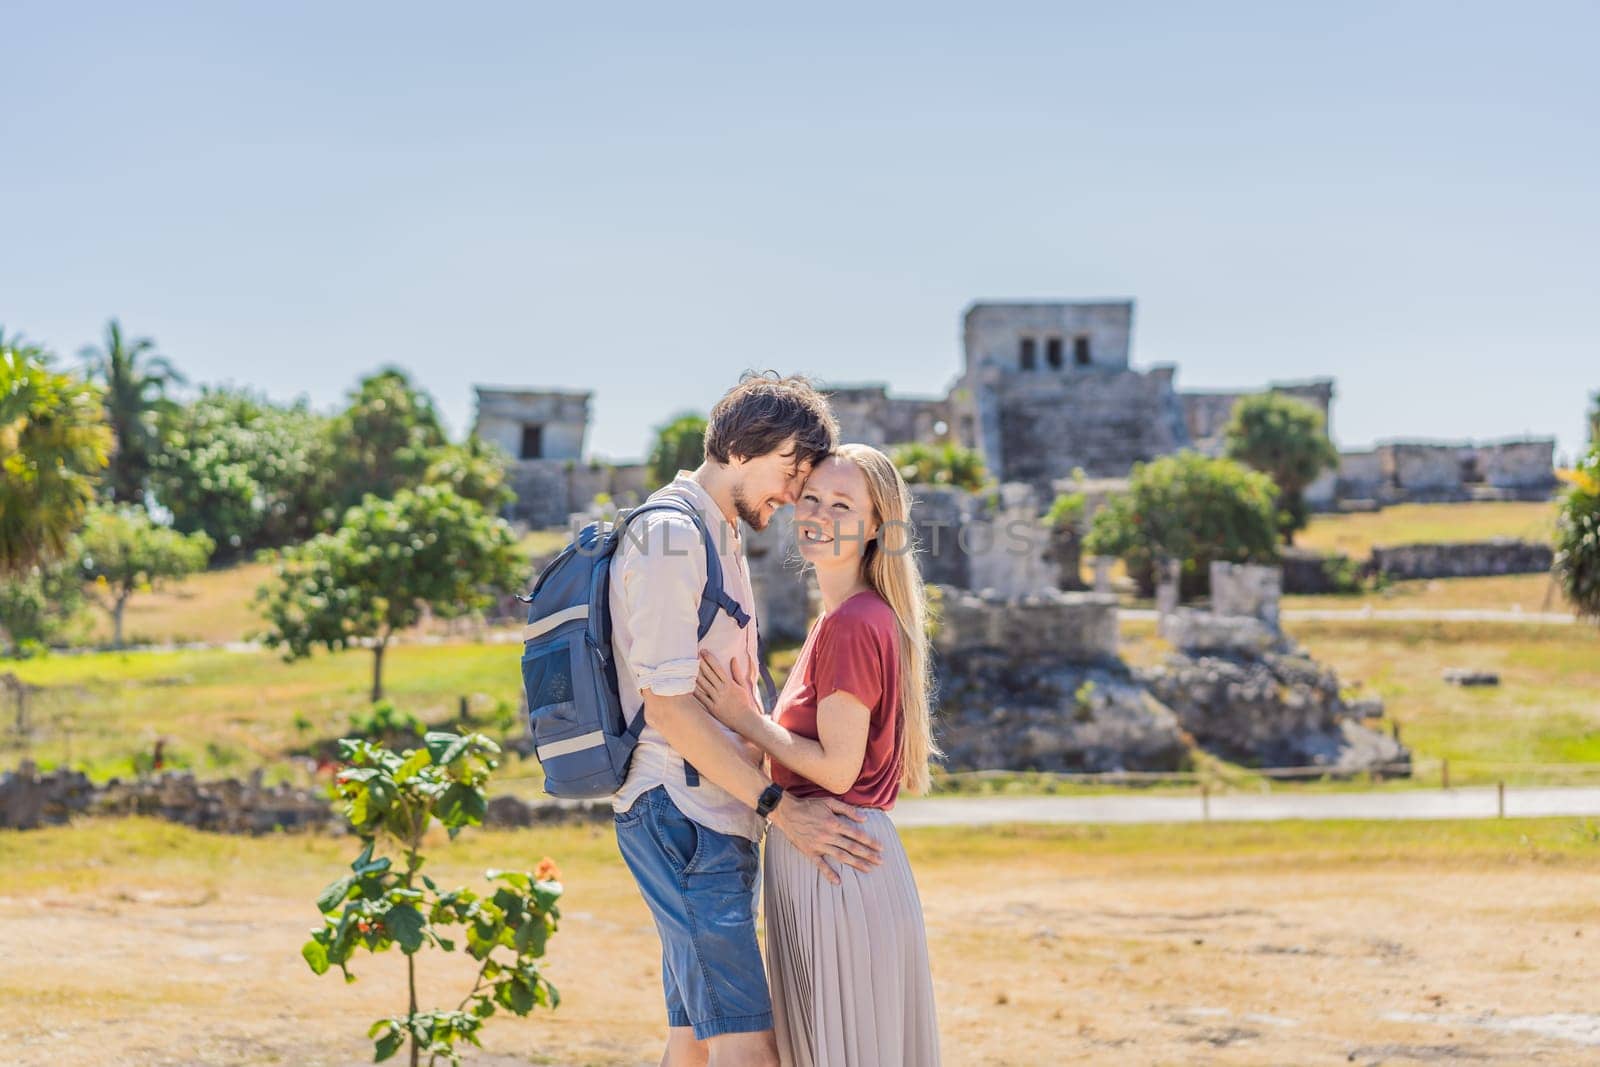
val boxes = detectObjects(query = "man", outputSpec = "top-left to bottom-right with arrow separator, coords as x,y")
610,372 -> 883,1067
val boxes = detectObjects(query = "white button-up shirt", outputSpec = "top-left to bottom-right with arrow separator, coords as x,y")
609,472 -> 766,840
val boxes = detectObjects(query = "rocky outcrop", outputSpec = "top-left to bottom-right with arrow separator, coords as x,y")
935,648 -> 1190,773
1140,648 -> 1409,777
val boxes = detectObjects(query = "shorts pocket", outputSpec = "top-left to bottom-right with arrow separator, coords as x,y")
649,797 -> 702,876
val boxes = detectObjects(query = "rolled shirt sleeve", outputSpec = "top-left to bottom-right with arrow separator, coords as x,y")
617,511 -> 706,697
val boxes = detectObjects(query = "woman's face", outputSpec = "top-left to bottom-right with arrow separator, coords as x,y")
794,456 -> 877,570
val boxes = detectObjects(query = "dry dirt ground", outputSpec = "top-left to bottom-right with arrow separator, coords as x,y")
2,817 -> 1598,1066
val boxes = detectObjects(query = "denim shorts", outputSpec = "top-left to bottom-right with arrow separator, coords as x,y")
614,784 -> 772,1040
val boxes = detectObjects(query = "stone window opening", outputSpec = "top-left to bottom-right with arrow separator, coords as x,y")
1019,336 -> 1037,370
1046,337 -> 1064,369
1073,335 -> 1091,366
520,424 -> 544,460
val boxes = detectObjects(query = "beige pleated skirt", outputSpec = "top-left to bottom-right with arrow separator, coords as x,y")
763,807 -> 941,1066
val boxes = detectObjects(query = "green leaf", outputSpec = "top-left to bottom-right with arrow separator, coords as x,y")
424,731 -> 463,764
354,854 -> 392,878
316,874 -> 356,913
301,937 -> 330,975
350,838 -> 375,872
486,869 -> 530,892
504,976 -> 536,1014
373,1026 -> 405,1062
385,903 -> 426,954
433,782 -> 486,829
395,747 -> 432,781
514,914 -> 548,956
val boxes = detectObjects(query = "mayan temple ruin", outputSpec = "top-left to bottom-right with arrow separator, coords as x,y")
478,298 -> 1558,528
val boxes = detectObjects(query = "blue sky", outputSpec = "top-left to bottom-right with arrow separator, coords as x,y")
4,1 -> 1596,463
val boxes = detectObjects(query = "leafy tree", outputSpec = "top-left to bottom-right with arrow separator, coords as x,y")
151,387 -> 336,559
1588,390 -> 1599,446
304,731 -> 562,1066
1554,445 -> 1600,626
78,504 -> 214,648
256,486 -> 520,701
1222,392 -> 1338,545
1083,451 -> 1279,599
0,334 -> 112,575
423,436 -> 514,514
0,556 -> 86,657
889,441 -> 989,492
79,319 -> 186,505
648,412 -> 706,486
329,368 -> 448,509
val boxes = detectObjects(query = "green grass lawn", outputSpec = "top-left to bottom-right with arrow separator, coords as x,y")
1281,572 -> 1574,614
1296,499 -> 1559,558
6,613 -> 1597,795
1289,618 -> 1600,783
5,640 -> 530,784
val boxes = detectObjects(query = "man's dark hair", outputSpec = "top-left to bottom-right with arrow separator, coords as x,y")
704,371 -> 838,470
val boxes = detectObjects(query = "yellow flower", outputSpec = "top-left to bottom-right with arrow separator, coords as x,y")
1556,468 -> 1599,495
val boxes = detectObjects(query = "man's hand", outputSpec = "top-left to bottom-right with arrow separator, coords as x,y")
769,795 -> 883,886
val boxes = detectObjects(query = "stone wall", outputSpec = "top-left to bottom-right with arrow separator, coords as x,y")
1385,441 -> 1466,496
1476,438 -> 1557,490
473,388 -> 589,461
1336,449 -> 1386,501
989,366 -> 1189,485
1209,561 -> 1282,628
1179,380 -> 1335,457
908,484 -> 1055,598
507,460 -> 577,527
1369,539 -> 1554,580
963,301 -> 1135,375
932,587 -> 1119,662
507,460 -> 657,529
0,761 -> 341,833
824,384 -> 956,451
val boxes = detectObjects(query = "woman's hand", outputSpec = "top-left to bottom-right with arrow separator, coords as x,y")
693,651 -> 760,735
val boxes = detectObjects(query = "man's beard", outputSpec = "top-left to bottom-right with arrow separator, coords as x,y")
731,482 -> 771,530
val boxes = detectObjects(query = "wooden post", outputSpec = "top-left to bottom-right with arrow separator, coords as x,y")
459,695 -> 469,722
1201,782 -> 1211,822
1497,780 -> 1505,819
1442,758 -> 1450,791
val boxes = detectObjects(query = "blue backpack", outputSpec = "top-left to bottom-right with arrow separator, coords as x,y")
518,494 -> 771,799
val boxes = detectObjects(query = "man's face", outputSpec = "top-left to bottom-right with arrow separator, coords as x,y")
729,440 -> 812,530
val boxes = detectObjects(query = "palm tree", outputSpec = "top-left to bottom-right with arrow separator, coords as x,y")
0,330 -> 112,576
80,319 -> 186,505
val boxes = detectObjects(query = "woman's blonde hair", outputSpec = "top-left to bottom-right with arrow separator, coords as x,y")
832,443 -> 939,795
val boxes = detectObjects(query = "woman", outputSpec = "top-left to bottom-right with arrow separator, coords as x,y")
693,443 -> 941,1066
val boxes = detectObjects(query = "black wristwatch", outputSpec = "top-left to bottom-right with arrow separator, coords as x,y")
756,782 -> 785,820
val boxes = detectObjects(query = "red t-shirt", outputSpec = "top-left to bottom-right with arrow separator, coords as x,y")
771,589 -> 903,809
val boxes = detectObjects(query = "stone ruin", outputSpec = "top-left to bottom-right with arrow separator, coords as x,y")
485,298 -> 1556,531
0,758 -> 611,834
1146,562 -> 1407,776
474,386 -> 653,528
929,560 -> 1409,778
931,587 -> 1191,774
0,761 -> 342,833
1336,438 -> 1557,506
